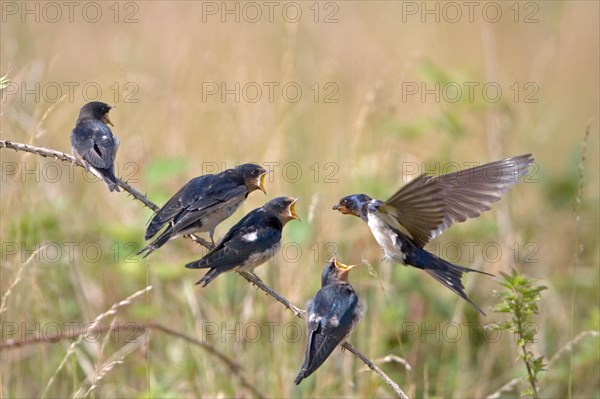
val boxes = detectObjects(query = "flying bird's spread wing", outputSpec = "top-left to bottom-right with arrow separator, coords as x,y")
379,154 -> 534,247
377,175 -> 446,248
296,284 -> 360,383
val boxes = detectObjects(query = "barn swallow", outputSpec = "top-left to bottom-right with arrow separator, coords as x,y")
333,154 -> 534,315
70,102 -> 120,192
185,196 -> 300,287
138,163 -> 268,257
295,256 -> 363,385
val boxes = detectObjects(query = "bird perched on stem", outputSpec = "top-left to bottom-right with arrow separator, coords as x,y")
138,163 -> 268,257
185,196 -> 300,287
333,154 -> 534,315
70,102 -> 120,192
295,256 -> 363,385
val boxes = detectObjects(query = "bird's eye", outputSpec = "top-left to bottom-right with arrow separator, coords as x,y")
280,202 -> 286,208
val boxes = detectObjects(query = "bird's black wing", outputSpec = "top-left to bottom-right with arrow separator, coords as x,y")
145,175 -> 210,239
71,122 -> 116,170
379,154 -> 534,247
170,183 -> 247,235
145,173 -> 246,240
295,284 -> 360,384
185,209 -> 281,270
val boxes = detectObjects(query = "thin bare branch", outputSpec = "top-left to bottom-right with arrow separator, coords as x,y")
0,322 -> 265,399
0,139 -> 158,212
1,139 -> 409,398
342,341 -> 409,399
40,285 -> 153,398
0,244 -> 47,314
0,140 -> 214,248
239,271 -> 305,318
239,271 -> 409,398
569,123 -> 591,397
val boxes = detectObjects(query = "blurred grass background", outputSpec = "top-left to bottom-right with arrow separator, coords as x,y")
1,1 -> 599,398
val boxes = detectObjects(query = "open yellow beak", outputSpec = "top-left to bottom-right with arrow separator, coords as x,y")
104,105 -> 115,126
333,257 -> 356,281
335,259 -> 356,272
258,172 -> 267,194
103,115 -> 114,127
289,198 -> 301,221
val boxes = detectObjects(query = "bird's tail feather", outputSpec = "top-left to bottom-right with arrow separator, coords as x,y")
136,230 -> 173,258
294,372 -> 307,385
184,259 -> 210,269
85,163 -> 120,192
194,268 -> 221,287
102,168 -> 120,192
405,249 -> 492,315
294,333 -> 340,385
145,218 -> 165,240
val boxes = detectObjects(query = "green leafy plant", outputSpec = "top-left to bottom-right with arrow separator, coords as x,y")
493,269 -> 548,398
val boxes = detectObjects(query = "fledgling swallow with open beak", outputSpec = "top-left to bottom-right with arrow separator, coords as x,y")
333,154 -> 534,315
295,256 -> 364,385
138,163 -> 268,257
185,196 -> 300,287
70,102 -> 120,192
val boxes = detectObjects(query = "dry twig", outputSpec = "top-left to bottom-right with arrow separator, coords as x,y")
1,139 -> 409,398
0,321 -> 265,398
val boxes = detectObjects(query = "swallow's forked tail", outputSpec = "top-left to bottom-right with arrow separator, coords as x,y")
101,167 -> 121,192
135,228 -> 175,258
405,249 -> 493,315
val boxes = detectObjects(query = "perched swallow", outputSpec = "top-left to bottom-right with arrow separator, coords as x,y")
71,102 -> 120,192
333,154 -> 534,315
138,163 -> 268,257
185,196 -> 300,287
295,256 -> 363,385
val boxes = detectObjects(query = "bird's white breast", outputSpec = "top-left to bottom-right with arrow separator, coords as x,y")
366,212 -> 405,263
237,242 -> 280,271
201,197 -> 245,232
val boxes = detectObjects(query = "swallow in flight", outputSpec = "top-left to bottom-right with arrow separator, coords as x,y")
333,154 -> 534,314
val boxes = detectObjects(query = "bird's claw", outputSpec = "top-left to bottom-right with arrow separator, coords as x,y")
189,234 -> 214,250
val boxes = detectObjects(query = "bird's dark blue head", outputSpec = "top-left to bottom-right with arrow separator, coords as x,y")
263,196 -> 301,225
321,255 -> 356,286
235,163 -> 268,194
78,101 -> 114,126
332,194 -> 372,220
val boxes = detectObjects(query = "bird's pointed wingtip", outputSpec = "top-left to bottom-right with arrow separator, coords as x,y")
511,153 -> 535,167
294,374 -> 304,385
197,278 -> 211,288
136,245 -> 152,258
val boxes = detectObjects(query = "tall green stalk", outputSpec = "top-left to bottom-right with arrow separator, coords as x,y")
493,269 -> 547,398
